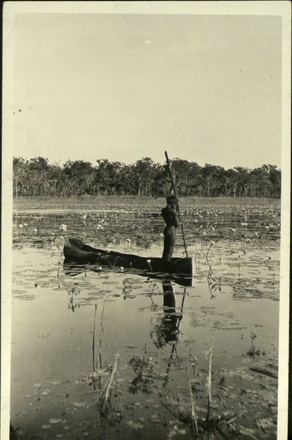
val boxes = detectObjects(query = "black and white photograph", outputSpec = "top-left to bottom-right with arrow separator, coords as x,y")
2,2 -> 291,440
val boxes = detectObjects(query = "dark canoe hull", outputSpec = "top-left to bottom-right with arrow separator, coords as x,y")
63,238 -> 192,286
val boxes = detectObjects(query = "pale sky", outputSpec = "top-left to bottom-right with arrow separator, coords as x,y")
11,6 -> 284,168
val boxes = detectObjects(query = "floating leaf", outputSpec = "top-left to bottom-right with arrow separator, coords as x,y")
42,389 -> 51,396
126,420 -> 144,429
73,402 -> 87,408
49,418 -> 62,424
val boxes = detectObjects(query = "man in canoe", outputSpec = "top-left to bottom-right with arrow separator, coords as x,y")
161,195 -> 180,267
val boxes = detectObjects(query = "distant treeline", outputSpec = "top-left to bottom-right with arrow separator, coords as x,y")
13,156 -> 281,198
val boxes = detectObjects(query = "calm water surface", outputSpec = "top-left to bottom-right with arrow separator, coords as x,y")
11,210 -> 280,440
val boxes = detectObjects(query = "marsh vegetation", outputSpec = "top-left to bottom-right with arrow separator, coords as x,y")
11,196 -> 280,439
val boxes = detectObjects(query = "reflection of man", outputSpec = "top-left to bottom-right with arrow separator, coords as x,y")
160,281 -> 182,345
161,196 -> 180,267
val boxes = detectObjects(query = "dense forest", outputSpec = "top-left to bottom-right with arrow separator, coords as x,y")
13,156 -> 281,198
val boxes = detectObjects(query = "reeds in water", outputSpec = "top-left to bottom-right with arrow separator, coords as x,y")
97,354 -> 120,416
99,295 -> 107,369
205,337 -> 214,422
186,362 -> 199,434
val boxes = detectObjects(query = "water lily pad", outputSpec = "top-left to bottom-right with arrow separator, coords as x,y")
49,418 -> 62,424
126,420 -> 144,429
73,402 -> 87,408
12,203 -> 280,440
42,389 -> 51,396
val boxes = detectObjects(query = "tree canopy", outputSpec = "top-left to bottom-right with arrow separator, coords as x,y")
13,156 -> 281,198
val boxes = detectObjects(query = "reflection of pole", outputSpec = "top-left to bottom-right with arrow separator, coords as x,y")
180,288 -> 186,311
165,151 -> 189,258
92,305 -> 97,371
92,304 -> 98,391
163,344 -> 178,387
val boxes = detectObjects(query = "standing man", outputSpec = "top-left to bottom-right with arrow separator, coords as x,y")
161,195 -> 180,267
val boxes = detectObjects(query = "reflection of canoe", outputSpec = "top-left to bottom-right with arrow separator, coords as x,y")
63,238 -> 192,286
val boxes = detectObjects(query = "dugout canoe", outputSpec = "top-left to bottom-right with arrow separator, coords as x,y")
63,237 -> 192,286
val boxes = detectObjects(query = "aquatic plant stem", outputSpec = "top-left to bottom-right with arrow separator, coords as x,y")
186,362 -> 199,434
99,298 -> 106,369
57,261 -> 60,288
206,241 -> 214,261
92,304 -> 97,372
205,337 -> 214,422
104,354 -> 119,402
97,354 -> 120,414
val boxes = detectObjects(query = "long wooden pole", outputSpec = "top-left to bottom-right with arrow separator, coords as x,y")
164,151 -> 189,258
